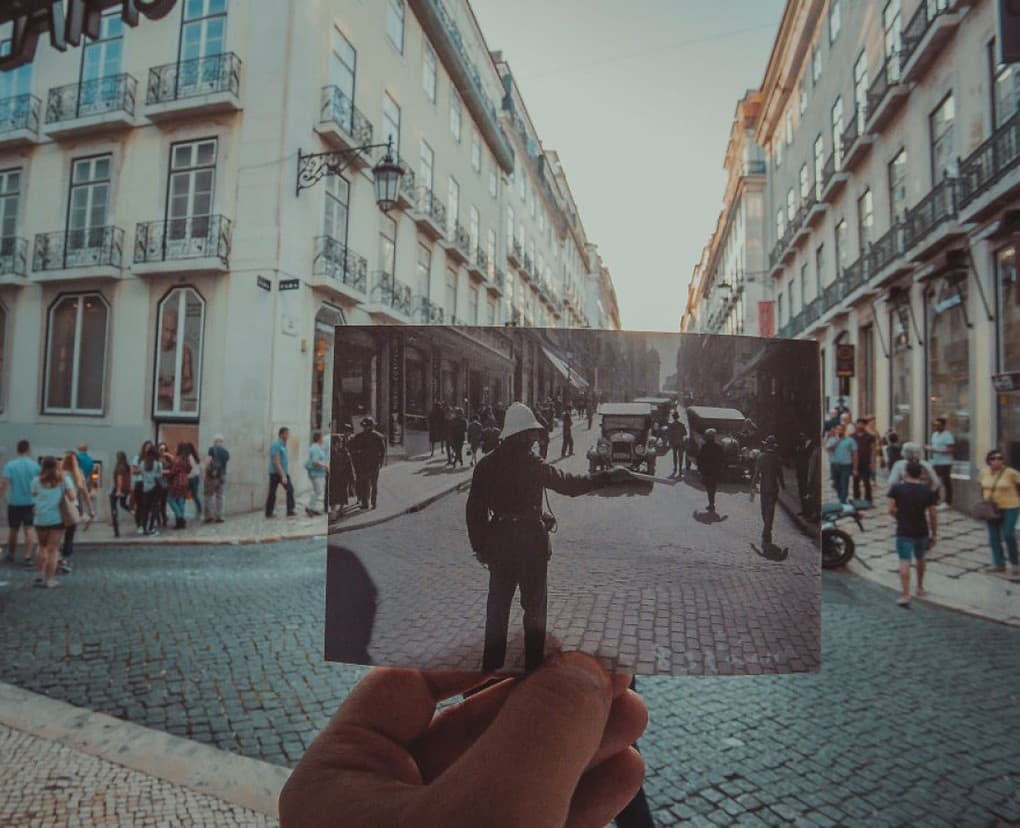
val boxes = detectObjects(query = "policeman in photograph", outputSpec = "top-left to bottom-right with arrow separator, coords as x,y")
699,427 -> 724,513
466,402 -> 631,672
751,434 -> 786,546
666,411 -> 688,479
348,417 -> 386,510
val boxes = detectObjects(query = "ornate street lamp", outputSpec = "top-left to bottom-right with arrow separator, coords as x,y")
296,139 -> 403,211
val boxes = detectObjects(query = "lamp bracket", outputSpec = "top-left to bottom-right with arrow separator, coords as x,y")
296,144 -> 392,196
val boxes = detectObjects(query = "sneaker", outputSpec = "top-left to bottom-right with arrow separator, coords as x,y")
896,596 -> 911,607
136,527 -> 146,535
986,564 -> 1007,573
149,529 -> 160,537
44,579 -> 60,589
57,560 -> 72,575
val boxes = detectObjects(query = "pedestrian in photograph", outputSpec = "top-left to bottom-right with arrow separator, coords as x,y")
349,417 -> 386,510
428,402 -> 445,458
535,407 -> 551,460
58,452 -> 94,574
977,450 -> 1020,576
305,431 -> 328,517
139,445 -> 164,536
561,407 -> 574,457
109,451 -> 132,538
467,413 -> 483,467
888,460 -> 938,607
165,444 -> 192,530
186,442 -> 202,520
751,435 -> 785,547
1,440 -> 40,566
927,417 -> 956,509
31,457 -> 76,589
447,407 -> 468,468
825,425 -> 857,504
330,426 -> 356,514
130,440 -> 154,534
698,428 -> 724,513
266,427 -> 296,518
666,411 -> 687,479
851,418 -> 877,505
204,435 -> 229,523
466,402 -> 631,671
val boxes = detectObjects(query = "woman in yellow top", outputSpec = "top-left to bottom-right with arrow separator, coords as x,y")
978,450 -> 1020,575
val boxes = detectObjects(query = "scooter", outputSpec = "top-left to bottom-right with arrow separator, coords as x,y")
821,501 -> 864,569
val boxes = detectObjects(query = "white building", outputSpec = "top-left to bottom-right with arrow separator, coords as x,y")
0,0 -> 616,516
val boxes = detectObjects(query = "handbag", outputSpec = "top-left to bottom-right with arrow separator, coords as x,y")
60,494 -> 81,528
972,469 -> 1005,523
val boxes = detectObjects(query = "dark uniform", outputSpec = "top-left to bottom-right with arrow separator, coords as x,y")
329,430 -> 356,510
666,419 -> 688,476
348,426 -> 386,509
752,446 -> 785,544
467,446 -> 615,671
699,438 -> 724,511
561,410 -> 574,457
448,413 -> 468,466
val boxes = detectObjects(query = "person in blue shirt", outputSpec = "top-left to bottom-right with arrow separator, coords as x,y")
304,431 -> 328,517
825,425 -> 858,504
266,427 -> 296,518
76,443 -> 95,492
1,440 -> 42,565
926,417 -> 956,508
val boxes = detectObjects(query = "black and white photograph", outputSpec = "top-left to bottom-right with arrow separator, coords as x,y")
325,326 -> 821,676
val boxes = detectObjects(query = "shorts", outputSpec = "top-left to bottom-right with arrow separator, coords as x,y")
35,524 -> 64,546
7,504 -> 34,530
895,536 -> 928,562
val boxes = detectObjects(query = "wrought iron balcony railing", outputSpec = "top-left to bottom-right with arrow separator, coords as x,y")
450,222 -> 471,252
371,271 -> 413,317
901,0 -> 952,69
0,236 -> 27,276
512,240 -> 524,264
415,186 -> 447,229
866,55 -> 902,118
959,108 -> 1020,208
46,74 -> 137,122
802,296 -> 822,325
319,86 -> 373,145
492,267 -> 505,290
822,278 -> 845,312
844,255 -> 870,295
397,158 -> 417,200
841,108 -> 865,151
866,222 -> 906,275
134,214 -> 231,265
34,226 -> 124,271
0,94 -> 40,134
146,52 -> 241,104
522,253 -> 533,274
418,296 -> 445,324
313,236 -> 368,293
904,177 -> 958,251
475,247 -> 489,276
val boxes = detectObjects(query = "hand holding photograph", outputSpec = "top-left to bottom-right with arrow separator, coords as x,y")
325,326 -> 820,677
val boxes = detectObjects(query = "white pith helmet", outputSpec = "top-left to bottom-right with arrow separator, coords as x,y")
499,402 -> 545,440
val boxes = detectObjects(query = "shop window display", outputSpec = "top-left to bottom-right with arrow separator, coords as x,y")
889,310 -> 912,442
926,278 -> 971,476
996,246 -> 1020,468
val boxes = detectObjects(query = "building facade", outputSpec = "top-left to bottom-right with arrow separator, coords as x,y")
751,0 -> 1017,510
0,0 -> 617,516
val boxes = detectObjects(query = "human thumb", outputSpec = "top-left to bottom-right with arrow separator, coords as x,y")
424,653 -> 613,827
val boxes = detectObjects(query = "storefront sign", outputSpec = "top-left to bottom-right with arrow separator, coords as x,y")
835,344 -> 855,378
0,0 -> 179,70
993,371 -> 1020,392
389,335 -> 405,446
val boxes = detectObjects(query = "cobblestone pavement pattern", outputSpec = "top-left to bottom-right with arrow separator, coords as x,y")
336,449 -> 819,675
0,538 -> 1018,823
0,724 -> 276,826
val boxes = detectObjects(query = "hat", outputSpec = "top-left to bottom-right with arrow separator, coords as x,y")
360,416 -> 375,428
499,402 -> 545,441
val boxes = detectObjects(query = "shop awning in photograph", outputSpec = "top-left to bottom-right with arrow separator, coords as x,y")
541,346 -> 589,389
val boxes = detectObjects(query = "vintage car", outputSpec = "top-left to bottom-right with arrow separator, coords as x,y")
686,405 -> 757,480
588,402 -> 668,475
632,396 -> 676,427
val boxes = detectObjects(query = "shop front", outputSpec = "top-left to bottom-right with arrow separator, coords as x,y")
995,245 -> 1020,468
333,327 -> 379,434
926,274 -> 972,477
889,304 -> 913,443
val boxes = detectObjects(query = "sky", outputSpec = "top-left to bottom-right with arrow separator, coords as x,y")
469,0 -> 787,333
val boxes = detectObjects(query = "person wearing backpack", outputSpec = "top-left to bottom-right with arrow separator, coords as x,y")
204,435 -> 229,524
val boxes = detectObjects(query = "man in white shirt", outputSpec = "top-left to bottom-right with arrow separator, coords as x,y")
927,417 -> 956,509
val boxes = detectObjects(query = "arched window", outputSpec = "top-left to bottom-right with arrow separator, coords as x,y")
154,286 -> 205,419
44,293 -> 109,414
311,304 -> 345,434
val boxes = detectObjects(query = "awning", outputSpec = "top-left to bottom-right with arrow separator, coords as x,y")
541,346 -> 589,389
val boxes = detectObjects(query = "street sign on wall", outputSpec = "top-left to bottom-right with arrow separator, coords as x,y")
836,344 -> 855,378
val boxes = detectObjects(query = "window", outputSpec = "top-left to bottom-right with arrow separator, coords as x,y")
815,244 -> 825,296
778,293 -> 784,324
450,91 -> 462,142
799,79 -> 808,116
829,0 -> 841,43
813,135 -> 825,199
888,149 -> 908,220
831,97 -> 844,170
787,282 -> 794,316
812,45 -> 822,85
786,187 -> 795,222
469,283 -> 480,324
154,286 -> 204,419
323,174 -> 349,243
488,156 -> 498,197
853,51 -> 868,128
486,228 -> 496,279
386,0 -> 405,53
445,267 -> 458,319
379,214 -> 396,276
800,263 -> 808,308
329,27 -> 356,130
0,40 -> 31,100
422,41 -> 437,102
67,155 -> 111,261
44,293 -> 109,414
167,138 -> 216,252
930,94 -> 955,183
469,206 -> 479,257
382,93 -> 400,152
447,176 -> 459,233
487,298 -> 496,326
419,140 -> 434,193
799,163 -> 810,200
785,111 -> 794,146
80,12 -> 123,113
0,169 -> 20,242
506,206 -> 515,247
519,169 -> 525,199
776,207 -> 786,241
416,242 -> 431,297
528,185 -> 536,218
181,0 -> 226,62
775,136 -> 783,168
835,219 -> 848,274
883,0 -> 902,83
857,189 -> 874,251
471,132 -> 481,172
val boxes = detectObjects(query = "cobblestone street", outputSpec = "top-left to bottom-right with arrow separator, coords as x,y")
1,530 -> 1018,824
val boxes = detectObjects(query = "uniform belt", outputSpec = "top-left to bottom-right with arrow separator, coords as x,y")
491,512 -> 542,524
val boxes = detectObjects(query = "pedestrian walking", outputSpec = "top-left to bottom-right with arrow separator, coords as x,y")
305,431 -> 328,516
466,403 -> 630,671
204,435 -> 229,523
58,452 -> 94,574
887,442 -> 940,495
109,451 -> 132,538
1,440 -> 40,566
76,443 -> 95,494
467,415 -> 483,466
428,403 -> 445,458
665,412 -> 687,478
851,418 -> 877,504
884,431 -> 903,468
130,440 -> 154,533
698,428 -> 724,512
165,444 -> 192,530
927,417 -> 956,509
751,435 -> 785,546
534,408 -> 551,460
561,408 -> 574,457
888,460 -> 938,606
155,442 -> 173,528
447,407 -> 468,467
31,457 -> 76,589
977,450 -> 1020,576
266,427 -> 296,518
825,425 -> 857,504
348,417 -> 386,510
186,442 -> 202,519
138,446 -> 164,535
329,426 -> 356,512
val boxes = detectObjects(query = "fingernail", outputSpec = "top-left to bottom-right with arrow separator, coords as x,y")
548,651 -> 609,692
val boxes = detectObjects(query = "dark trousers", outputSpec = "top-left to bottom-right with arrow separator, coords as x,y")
265,474 -> 295,516
354,467 -> 379,508
671,445 -> 685,473
109,492 -> 130,537
188,476 -> 201,514
483,545 -> 549,672
138,488 -> 159,533
760,490 -> 779,542
133,482 -> 146,529
538,439 -> 549,460
62,524 -> 76,560
852,465 -> 873,502
831,463 -> 852,503
561,430 -> 573,456
934,465 -> 953,505
450,441 -> 464,466
703,473 -> 719,509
